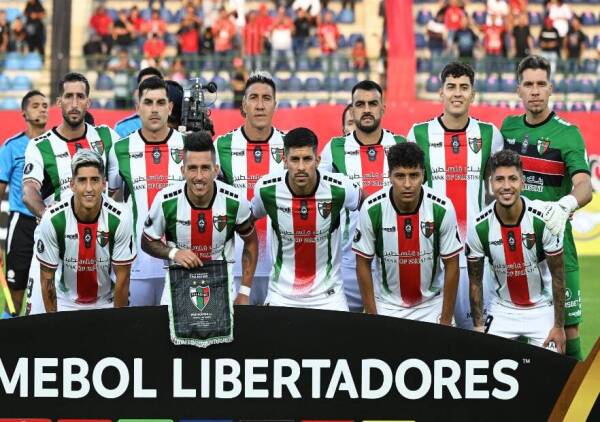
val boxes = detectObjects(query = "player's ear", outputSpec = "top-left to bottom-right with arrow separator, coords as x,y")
168,100 -> 173,114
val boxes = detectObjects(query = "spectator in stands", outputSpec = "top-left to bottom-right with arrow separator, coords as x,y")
352,38 -> 368,71
270,6 -> 295,72
547,0 -> 572,41
82,34 -> 107,71
23,0 -> 45,57
0,11 -> 10,54
509,0 -> 527,18
168,57 -> 188,84
453,14 -> 478,62
427,10 -> 447,58
256,4 -> 274,53
486,0 -> 509,27
444,0 -> 465,41
293,7 -> 311,59
107,49 -> 136,109
212,8 -> 237,73
564,15 -> 586,75
177,8 -> 201,71
144,8 -> 167,37
200,26 -> 215,70
142,32 -> 168,71
292,0 -> 321,19
539,16 -> 560,74
112,9 -> 135,50
129,6 -> 146,52
231,56 -> 249,109
482,15 -> 506,72
243,11 -> 264,71
512,12 -> 532,59
9,17 -> 27,53
90,5 -> 113,55
317,10 -> 340,76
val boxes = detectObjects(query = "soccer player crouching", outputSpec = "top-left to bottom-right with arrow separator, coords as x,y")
251,127 -> 362,311
37,150 -> 136,312
352,143 -> 462,324
142,131 -> 258,305
466,150 -> 566,353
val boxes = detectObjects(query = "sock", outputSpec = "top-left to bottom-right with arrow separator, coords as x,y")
566,337 -> 583,360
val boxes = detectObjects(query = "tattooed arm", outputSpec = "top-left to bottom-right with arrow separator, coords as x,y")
40,264 -> 57,313
468,257 -> 485,331
235,220 -> 258,305
544,251 -> 566,354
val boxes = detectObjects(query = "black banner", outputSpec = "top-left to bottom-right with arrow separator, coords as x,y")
0,306 -> 597,420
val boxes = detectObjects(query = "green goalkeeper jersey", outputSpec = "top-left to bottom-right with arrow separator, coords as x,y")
501,112 -> 590,272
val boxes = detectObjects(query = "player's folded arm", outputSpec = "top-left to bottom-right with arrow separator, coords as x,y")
235,217 -> 255,238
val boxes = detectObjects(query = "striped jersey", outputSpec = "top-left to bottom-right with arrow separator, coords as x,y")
143,180 -> 252,284
108,129 -> 185,279
501,112 -> 590,272
23,124 -> 120,206
466,197 -> 563,309
214,126 -> 286,278
36,195 -> 136,307
0,132 -> 33,216
352,186 -> 462,309
251,171 -> 361,302
407,117 -> 503,264
319,129 -> 406,267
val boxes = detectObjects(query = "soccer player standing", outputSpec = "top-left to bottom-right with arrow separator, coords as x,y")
108,77 -> 185,306
0,90 -> 48,315
142,132 -> 258,305
320,80 -> 406,312
214,71 -> 285,305
406,62 -> 504,328
37,150 -> 135,312
467,150 -> 566,353
501,55 -> 592,359
352,143 -> 462,323
22,72 -> 121,314
251,128 -> 361,310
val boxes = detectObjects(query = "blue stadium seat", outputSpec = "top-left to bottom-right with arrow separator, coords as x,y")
296,100 -> 311,107
96,74 -> 114,91
140,8 -> 152,20
211,76 -> 228,90
581,12 -> 596,26
308,36 -> 319,48
304,77 -> 322,91
161,9 -> 173,23
278,100 -> 292,108
593,35 -> 600,49
529,11 -> 542,25
496,100 -> 510,108
415,33 -> 426,49
323,75 -> 341,91
164,33 -> 176,46
591,101 -> 600,111
416,10 -> 432,25
0,74 -> 9,91
4,54 -> 22,70
90,99 -> 102,109
337,9 -> 355,24
342,76 -> 359,91
571,102 -> 587,112
472,11 -> 486,25
219,101 -> 234,109
287,76 -> 303,91
273,77 -> 287,92
348,33 -> 363,47
425,75 -> 441,92
475,78 -> 487,93
485,75 -> 500,92
499,78 -> 517,93
11,75 -> 32,90
296,56 -> 310,71
552,101 -> 567,112
0,98 -> 19,109
581,58 -> 597,73
579,78 -> 595,94
6,8 -> 21,22
338,57 -> 350,71
104,99 -> 116,109
107,8 -> 119,21
309,57 -> 322,71
417,57 -> 431,72
22,53 -> 42,70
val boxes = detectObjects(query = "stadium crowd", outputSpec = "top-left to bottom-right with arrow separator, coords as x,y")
0,0 -> 45,56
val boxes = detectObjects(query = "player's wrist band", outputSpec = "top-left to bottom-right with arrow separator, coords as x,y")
238,285 -> 251,296
168,248 -> 179,260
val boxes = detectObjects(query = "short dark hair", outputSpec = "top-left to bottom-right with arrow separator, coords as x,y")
21,89 -> 45,110
137,66 -> 164,85
342,103 -> 352,130
166,80 -> 183,127
184,131 -> 216,162
58,73 -> 90,97
516,55 -> 551,83
490,149 -> 523,174
283,127 -> 318,154
244,71 -> 276,98
351,80 -> 383,98
138,76 -> 168,100
387,143 -> 425,171
440,61 -> 475,85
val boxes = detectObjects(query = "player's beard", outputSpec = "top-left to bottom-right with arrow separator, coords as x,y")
356,115 -> 381,134
62,110 -> 85,129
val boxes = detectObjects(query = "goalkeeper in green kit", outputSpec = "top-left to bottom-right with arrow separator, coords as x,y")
501,55 -> 593,359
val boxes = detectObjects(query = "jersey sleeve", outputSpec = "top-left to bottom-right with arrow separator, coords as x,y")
235,197 -> 252,225
406,125 -> 416,143
542,221 -> 563,256
23,141 -> 44,185
563,127 -> 591,177
439,202 -> 463,259
342,175 -> 361,211
112,208 -> 137,265
352,205 -> 376,258
0,144 -> 11,183
36,213 -> 60,269
491,124 -> 504,154
319,141 -> 334,173
107,141 -> 123,192
465,220 -> 485,261
143,194 -> 166,240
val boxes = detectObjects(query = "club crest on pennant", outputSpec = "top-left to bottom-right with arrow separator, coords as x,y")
271,147 -> 284,164
97,231 -> 109,247
468,137 -> 482,153
213,215 -> 227,232
190,282 -> 210,311
91,140 -> 104,155
536,138 -> 550,155
170,148 -> 184,164
420,221 -> 435,238
522,233 -> 536,249
318,201 -> 332,219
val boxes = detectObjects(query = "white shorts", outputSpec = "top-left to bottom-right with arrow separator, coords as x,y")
265,286 -> 349,311
376,294 -> 445,324
129,277 -> 165,306
487,300 -> 555,348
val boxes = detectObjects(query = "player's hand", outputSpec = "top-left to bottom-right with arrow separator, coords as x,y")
234,293 -> 249,305
543,327 -> 566,354
543,195 -> 578,236
173,249 -> 203,269
473,325 -> 486,333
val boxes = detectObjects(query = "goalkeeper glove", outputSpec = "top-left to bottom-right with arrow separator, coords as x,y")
543,194 -> 578,236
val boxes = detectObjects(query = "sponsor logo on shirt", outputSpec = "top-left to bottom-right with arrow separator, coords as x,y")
490,239 -> 503,246
345,150 -> 359,156
152,146 -> 162,164
129,152 -> 143,159
84,227 -> 93,248
24,163 -> 33,174
451,135 -> 460,154
383,226 -> 396,232
507,231 -> 517,251
429,141 -> 443,148
177,219 -> 191,226
56,151 -> 70,158
253,145 -> 263,163
299,200 -> 309,220
277,205 -> 291,214
353,229 -> 361,242
231,150 -> 245,157
145,216 -> 153,227
65,233 -> 78,240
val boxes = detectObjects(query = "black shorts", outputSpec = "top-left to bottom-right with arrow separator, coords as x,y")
4,211 -> 36,291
